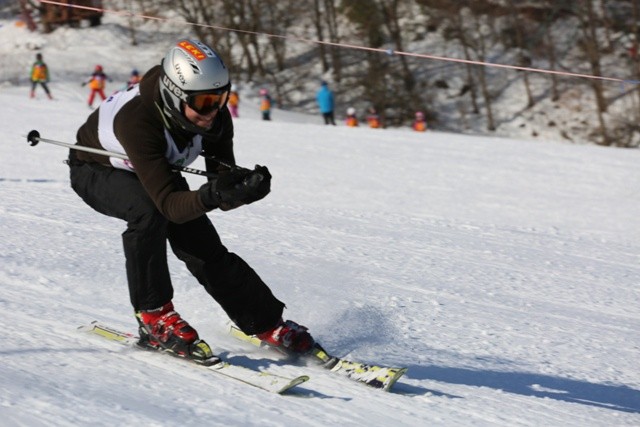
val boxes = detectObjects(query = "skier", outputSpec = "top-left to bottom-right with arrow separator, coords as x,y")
259,88 -> 272,121
366,107 -> 382,129
126,69 -> 141,89
412,111 -> 427,132
29,53 -> 53,100
67,39 -> 314,363
345,107 -> 358,127
228,84 -> 239,118
315,80 -> 336,125
82,64 -> 110,108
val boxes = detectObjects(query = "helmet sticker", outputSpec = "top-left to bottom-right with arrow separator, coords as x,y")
178,40 -> 207,61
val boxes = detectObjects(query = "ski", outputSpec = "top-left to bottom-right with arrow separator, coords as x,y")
79,321 -> 309,394
228,324 -> 407,392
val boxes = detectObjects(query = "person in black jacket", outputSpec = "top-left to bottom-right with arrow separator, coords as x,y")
69,39 -> 314,363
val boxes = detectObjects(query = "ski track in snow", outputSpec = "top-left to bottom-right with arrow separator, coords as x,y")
1,15 -> 640,427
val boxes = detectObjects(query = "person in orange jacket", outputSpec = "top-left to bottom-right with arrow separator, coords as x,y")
30,53 -> 53,100
82,64 -> 111,108
259,88 -> 272,121
366,107 -> 382,129
228,84 -> 239,118
412,111 -> 427,132
345,107 -> 358,127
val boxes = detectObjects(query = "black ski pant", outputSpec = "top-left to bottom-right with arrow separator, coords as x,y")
31,80 -> 51,95
322,112 -> 336,125
68,159 -> 284,335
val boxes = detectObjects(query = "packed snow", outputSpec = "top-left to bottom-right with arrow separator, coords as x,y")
1,13 -> 639,427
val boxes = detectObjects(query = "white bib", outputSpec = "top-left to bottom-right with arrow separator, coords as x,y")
98,87 -> 202,172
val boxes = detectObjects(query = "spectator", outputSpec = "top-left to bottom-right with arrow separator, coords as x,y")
345,107 -> 358,127
316,81 -> 336,125
29,53 -> 53,100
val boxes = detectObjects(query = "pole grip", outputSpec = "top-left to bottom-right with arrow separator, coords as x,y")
27,130 -> 41,146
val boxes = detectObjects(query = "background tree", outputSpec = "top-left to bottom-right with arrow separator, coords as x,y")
313,0 -> 343,82
575,0 -> 610,145
22,0 -> 638,146
506,0 -> 534,109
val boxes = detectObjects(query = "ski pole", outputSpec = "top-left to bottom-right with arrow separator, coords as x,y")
26,130 -> 218,178
199,153 -> 235,170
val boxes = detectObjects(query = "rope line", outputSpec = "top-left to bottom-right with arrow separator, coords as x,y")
38,0 -> 639,85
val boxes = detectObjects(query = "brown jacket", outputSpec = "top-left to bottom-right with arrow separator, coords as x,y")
75,65 -> 235,224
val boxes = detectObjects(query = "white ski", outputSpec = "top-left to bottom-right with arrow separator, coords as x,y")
228,324 -> 407,392
79,321 -> 309,394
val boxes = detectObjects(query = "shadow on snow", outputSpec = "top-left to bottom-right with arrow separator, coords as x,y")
408,364 -> 640,413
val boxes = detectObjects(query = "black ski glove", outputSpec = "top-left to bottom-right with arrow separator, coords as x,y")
198,165 -> 271,211
242,165 -> 271,204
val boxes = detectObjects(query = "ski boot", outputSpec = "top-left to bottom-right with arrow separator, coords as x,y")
256,318 -> 315,355
135,302 -> 218,365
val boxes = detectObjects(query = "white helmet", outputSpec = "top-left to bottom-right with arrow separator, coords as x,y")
159,39 -> 231,134
347,107 -> 356,116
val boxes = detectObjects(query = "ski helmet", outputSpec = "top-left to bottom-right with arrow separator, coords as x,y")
347,107 -> 356,116
159,39 -> 231,134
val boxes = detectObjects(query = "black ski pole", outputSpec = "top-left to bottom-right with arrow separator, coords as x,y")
26,130 -> 218,178
199,153 -> 235,170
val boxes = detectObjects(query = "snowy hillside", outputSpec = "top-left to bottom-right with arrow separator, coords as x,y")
1,14 -> 640,427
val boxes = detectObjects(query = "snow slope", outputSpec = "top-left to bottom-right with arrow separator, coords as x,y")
1,15 -> 640,427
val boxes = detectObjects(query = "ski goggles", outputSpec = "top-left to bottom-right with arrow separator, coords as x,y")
186,88 -> 230,115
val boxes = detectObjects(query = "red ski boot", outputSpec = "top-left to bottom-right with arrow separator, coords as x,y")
256,319 -> 315,355
136,302 -> 215,364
